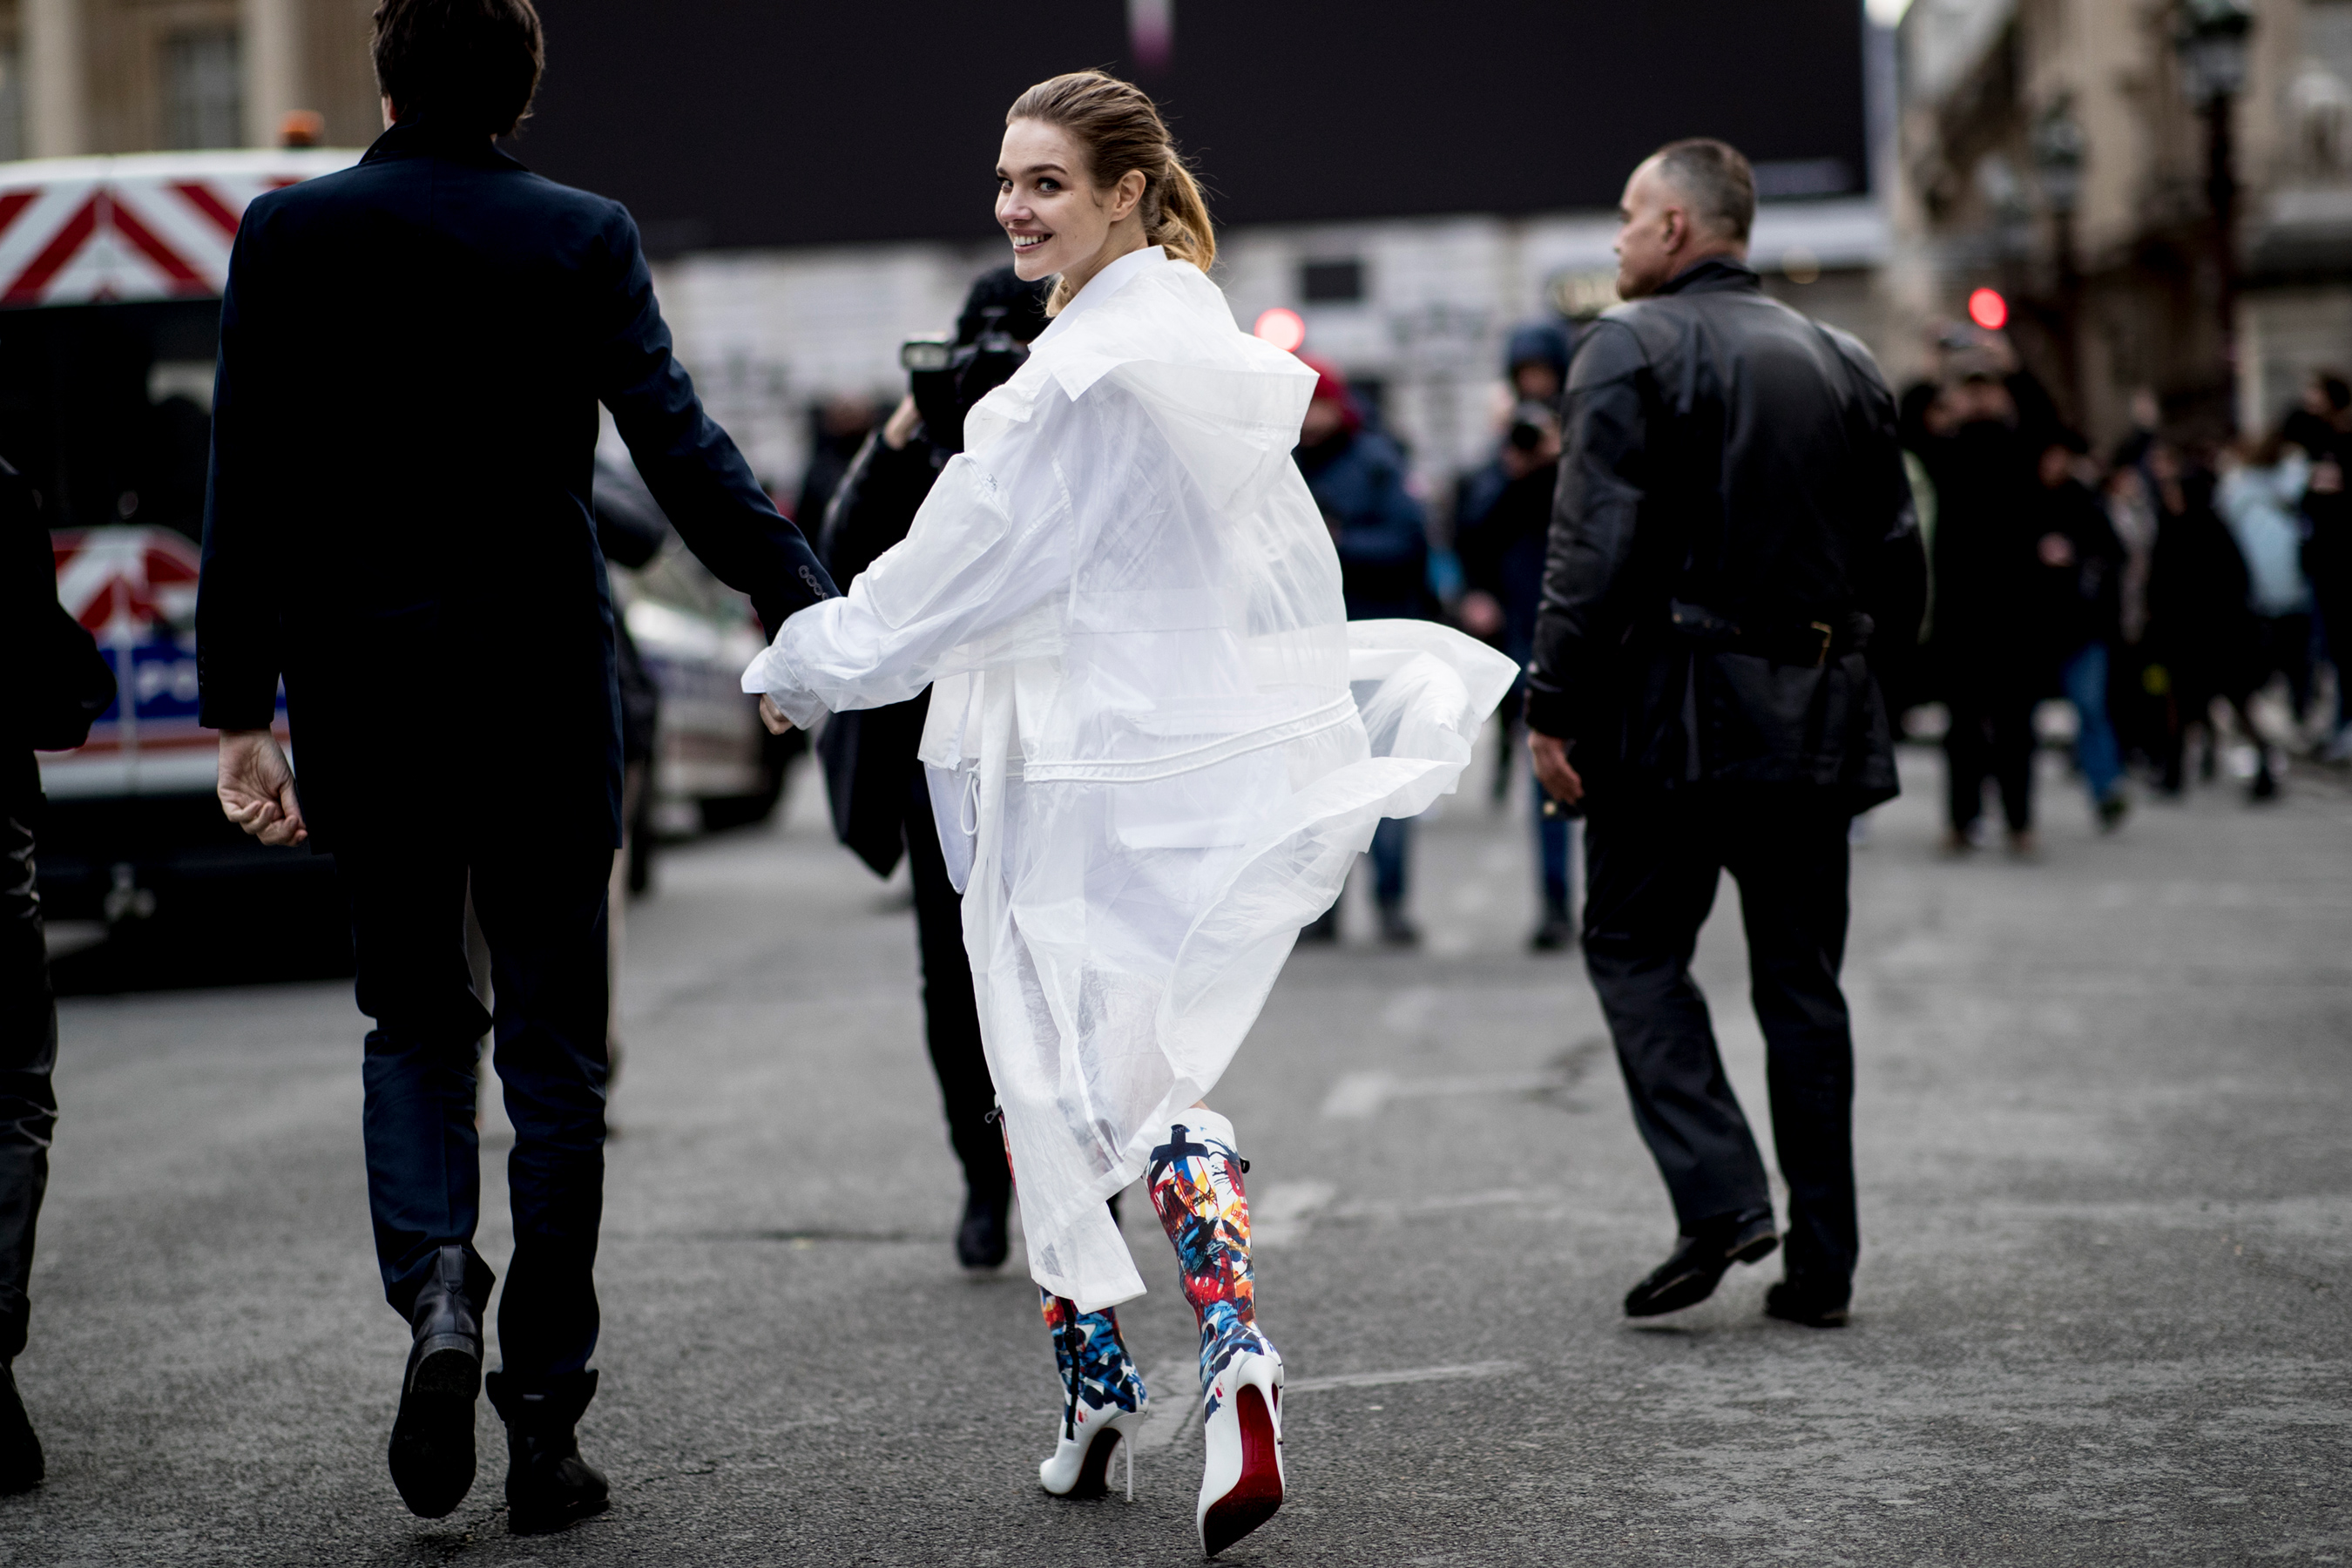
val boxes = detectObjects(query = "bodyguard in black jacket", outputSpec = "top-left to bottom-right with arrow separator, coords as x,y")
194,0 -> 834,1531
1526,141 -> 1924,1330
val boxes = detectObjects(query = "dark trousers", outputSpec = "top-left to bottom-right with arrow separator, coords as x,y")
337,841 -> 612,1389
1944,678 -> 2038,835
902,767 -> 1008,1200
0,804 -> 56,1362
1582,789 -> 1859,1284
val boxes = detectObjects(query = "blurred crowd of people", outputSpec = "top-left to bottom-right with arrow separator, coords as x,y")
1898,334 -> 2350,855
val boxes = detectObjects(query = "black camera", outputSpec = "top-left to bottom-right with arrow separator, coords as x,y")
901,312 -> 1031,455
1506,400 -> 1558,454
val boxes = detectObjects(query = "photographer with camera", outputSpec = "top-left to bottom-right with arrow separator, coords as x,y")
1456,390 -> 1574,950
813,264 -> 1050,1270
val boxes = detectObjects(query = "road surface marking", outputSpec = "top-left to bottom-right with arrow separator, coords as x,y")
1320,1067 -> 1566,1119
1128,1359 -> 1524,1453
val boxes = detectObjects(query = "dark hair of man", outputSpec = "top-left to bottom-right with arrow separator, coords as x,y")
372,0 -> 544,137
1652,138 -> 1756,245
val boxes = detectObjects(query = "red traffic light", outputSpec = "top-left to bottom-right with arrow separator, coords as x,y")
1966,287 -> 2009,331
1253,307 -> 1307,353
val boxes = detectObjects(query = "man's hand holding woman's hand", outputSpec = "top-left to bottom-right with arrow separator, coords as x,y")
216,730 -> 308,846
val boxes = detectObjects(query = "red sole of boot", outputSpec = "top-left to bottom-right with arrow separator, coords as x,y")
1201,1383 -> 1282,1556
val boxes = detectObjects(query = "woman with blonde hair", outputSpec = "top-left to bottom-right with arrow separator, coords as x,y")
744,70 -> 1511,1556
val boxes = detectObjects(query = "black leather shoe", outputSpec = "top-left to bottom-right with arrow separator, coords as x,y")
1529,910 -> 1576,952
1623,1211 -> 1779,1318
1764,1278 -> 1850,1328
489,1370 -> 609,1534
0,1363 -> 43,1494
956,1186 -> 1010,1269
388,1246 -> 485,1518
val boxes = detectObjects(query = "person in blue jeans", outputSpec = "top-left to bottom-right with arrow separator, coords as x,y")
2031,438 -> 2130,828
1294,356 -> 1432,945
1457,389 -> 1577,949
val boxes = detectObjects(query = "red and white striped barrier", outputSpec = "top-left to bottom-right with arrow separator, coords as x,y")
0,149 -> 358,308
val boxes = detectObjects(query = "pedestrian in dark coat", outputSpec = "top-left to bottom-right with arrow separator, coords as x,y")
2294,374 -> 2352,759
0,454 -> 114,1494
193,0 -> 835,1530
1910,368 -> 2050,849
2145,445 -> 2270,797
1525,139 -> 1925,1329
812,264 -> 1046,1273
2026,439 -> 2130,827
1456,398 -> 1578,949
1295,357 -> 1431,944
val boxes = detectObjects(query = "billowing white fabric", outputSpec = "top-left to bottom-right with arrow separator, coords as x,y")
744,247 -> 1515,1310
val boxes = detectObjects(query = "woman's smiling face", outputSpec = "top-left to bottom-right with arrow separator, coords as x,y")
996,118 -> 1109,283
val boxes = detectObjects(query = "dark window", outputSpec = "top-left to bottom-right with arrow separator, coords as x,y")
1301,259 -> 1365,304
162,29 -> 243,151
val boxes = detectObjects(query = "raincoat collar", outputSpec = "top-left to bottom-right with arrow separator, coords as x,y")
1038,246 -> 1167,344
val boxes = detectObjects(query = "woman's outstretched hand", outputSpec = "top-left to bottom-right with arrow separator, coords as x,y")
758,694 -> 796,735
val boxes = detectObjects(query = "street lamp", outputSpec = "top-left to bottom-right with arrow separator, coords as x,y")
2177,0 -> 2254,428
2033,96 -> 2087,419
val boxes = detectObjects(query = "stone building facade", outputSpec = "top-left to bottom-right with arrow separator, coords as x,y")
6,0 -> 376,161
1891,0 -> 2352,443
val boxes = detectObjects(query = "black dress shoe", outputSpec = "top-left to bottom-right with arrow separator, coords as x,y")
488,1370 -> 609,1534
1623,1211 -> 1780,1318
0,1363 -> 43,1494
956,1186 -> 1010,1269
388,1246 -> 485,1518
1529,910 -> 1576,952
1763,1278 -> 1850,1328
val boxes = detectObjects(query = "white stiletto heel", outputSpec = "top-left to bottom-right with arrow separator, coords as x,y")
1197,1344 -> 1283,1555
1038,1401 -> 1147,1499
1037,1291 -> 1149,1500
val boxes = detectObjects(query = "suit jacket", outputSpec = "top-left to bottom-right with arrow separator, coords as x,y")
197,117 -> 835,850
1525,259 -> 1925,808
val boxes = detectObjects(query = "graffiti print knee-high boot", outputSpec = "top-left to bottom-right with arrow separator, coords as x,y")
1148,1110 -> 1284,1557
1037,1290 -> 1149,1498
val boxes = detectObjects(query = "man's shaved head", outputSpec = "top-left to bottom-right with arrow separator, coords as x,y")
1612,138 -> 1755,300
1649,139 -> 1756,245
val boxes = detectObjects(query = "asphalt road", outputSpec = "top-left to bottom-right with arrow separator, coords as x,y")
6,743 -> 2349,1566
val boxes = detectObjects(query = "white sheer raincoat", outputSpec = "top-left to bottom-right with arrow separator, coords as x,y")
745,247 -> 1515,1310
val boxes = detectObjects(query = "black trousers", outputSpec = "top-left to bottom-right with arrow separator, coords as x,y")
1944,677 -> 2038,835
902,767 -> 1010,1201
337,841 -> 612,1389
0,804 -> 56,1362
1582,789 -> 1860,1284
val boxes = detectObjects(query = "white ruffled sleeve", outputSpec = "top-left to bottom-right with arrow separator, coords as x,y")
740,387 -> 1078,727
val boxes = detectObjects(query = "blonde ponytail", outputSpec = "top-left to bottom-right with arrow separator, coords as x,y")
1147,152 -> 1215,274
1008,70 -> 1214,314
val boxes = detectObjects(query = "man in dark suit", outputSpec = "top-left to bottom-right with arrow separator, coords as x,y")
1526,140 -> 1925,1330
1,456 -> 116,1494
196,0 -> 835,1531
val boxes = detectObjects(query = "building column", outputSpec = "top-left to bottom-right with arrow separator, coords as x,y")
24,0 -> 89,159
240,0 -> 300,148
